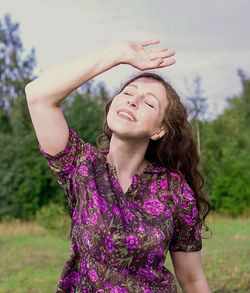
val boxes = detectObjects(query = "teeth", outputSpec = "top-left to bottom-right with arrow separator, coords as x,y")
118,111 -> 134,121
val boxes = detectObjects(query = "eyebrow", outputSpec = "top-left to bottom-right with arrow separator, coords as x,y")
126,84 -> 160,105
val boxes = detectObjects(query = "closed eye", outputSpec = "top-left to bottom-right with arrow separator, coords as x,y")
124,92 -> 154,108
145,102 -> 154,108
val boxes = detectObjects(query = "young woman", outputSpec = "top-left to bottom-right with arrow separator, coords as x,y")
25,39 -> 212,293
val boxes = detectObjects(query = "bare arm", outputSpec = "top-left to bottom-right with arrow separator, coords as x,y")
25,39 -> 175,156
25,45 -> 121,106
25,45 -> 124,156
170,250 -> 211,293
25,43 -> 125,155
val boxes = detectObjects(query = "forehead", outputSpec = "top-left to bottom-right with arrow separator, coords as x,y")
127,77 -> 166,102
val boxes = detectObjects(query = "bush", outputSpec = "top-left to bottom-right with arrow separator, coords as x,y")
35,202 -> 71,238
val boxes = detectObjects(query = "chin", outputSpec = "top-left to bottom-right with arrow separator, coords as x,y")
110,128 -> 131,139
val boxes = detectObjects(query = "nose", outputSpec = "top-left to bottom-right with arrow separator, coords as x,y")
127,94 -> 140,108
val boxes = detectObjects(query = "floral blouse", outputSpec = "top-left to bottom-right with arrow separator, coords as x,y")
39,127 -> 202,293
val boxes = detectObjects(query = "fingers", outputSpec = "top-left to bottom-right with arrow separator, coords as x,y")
157,58 -> 176,67
136,57 -> 176,71
140,58 -> 175,71
140,39 -> 160,47
146,46 -> 176,69
148,50 -> 176,61
148,47 -> 169,53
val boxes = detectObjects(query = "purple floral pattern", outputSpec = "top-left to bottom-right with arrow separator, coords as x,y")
39,127 -> 202,292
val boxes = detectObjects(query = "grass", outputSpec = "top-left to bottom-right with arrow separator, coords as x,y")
0,213 -> 249,293
0,220 -> 69,293
165,212 -> 250,292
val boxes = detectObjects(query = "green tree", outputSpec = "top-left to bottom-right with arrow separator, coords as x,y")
0,14 -> 38,219
0,14 -> 109,220
201,70 -> 250,216
0,14 -> 36,110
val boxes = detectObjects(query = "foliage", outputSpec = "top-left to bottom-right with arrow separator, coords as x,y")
0,13 -> 109,220
63,90 -> 108,147
0,13 -> 249,220
0,14 -> 36,111
200,76 -> 250,216
1,214 -> 250,292
35,202 -> 71,238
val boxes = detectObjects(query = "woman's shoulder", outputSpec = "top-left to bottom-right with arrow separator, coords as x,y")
161,170 -> 196,202
54,127 -> 106,169
169,171 -> 182,181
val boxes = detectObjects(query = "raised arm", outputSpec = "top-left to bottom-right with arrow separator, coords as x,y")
25,45 -> 122,106
25,39 -> 176,156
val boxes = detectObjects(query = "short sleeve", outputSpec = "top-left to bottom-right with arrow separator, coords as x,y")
39,127 -> 84,173
169,180 -> 202,252
39,127 -> 89,218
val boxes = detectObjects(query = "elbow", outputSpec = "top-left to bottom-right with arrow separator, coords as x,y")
177,272 -> 210,293
181,278 -> 211,293
25,82 -> 36,103
25,80 -> 42,104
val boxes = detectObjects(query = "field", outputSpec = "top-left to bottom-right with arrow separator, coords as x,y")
0,213 -> 249,293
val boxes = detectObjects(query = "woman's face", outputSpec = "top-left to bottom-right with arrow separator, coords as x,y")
107,77 -> 168,141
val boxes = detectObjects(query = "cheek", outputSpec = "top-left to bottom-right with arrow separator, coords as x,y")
106,110 -> 114,128
107,106 -> 120,130
141,111 -> 162,131
108,99 -> 121,115
140,109 -> 158,123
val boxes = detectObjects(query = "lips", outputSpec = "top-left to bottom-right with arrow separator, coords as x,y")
117,108 -> 137,122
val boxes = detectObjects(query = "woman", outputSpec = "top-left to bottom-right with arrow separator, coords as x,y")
25,39 -> 212,292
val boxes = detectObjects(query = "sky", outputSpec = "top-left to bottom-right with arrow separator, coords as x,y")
1,0 -> 249,120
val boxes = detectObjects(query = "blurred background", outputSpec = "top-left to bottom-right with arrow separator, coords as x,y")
0,0 -> 249,292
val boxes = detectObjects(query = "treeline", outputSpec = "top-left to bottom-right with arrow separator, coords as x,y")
200,73 -> 250,216
0,14 -> 249,221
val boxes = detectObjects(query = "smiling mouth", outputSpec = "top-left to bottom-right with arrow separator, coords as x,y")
117,112 -> 135,122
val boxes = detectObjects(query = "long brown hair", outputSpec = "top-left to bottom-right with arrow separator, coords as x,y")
96,71 -> 212,237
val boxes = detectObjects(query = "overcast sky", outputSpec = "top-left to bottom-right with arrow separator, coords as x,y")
1,0 -> 249,119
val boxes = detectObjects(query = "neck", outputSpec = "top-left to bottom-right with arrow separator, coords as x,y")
105,133 -> 150,176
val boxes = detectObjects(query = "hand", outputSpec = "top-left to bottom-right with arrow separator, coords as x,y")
113,39 -> 176,70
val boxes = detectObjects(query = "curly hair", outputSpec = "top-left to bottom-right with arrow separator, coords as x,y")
96,71 -> 212,238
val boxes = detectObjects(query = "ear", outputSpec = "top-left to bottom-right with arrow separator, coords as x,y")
150,125 -> 167,141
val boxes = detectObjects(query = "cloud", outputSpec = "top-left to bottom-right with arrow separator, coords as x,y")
0,0 -> 249,120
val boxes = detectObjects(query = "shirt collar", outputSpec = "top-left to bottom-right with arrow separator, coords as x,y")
143,161 -> 167,173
